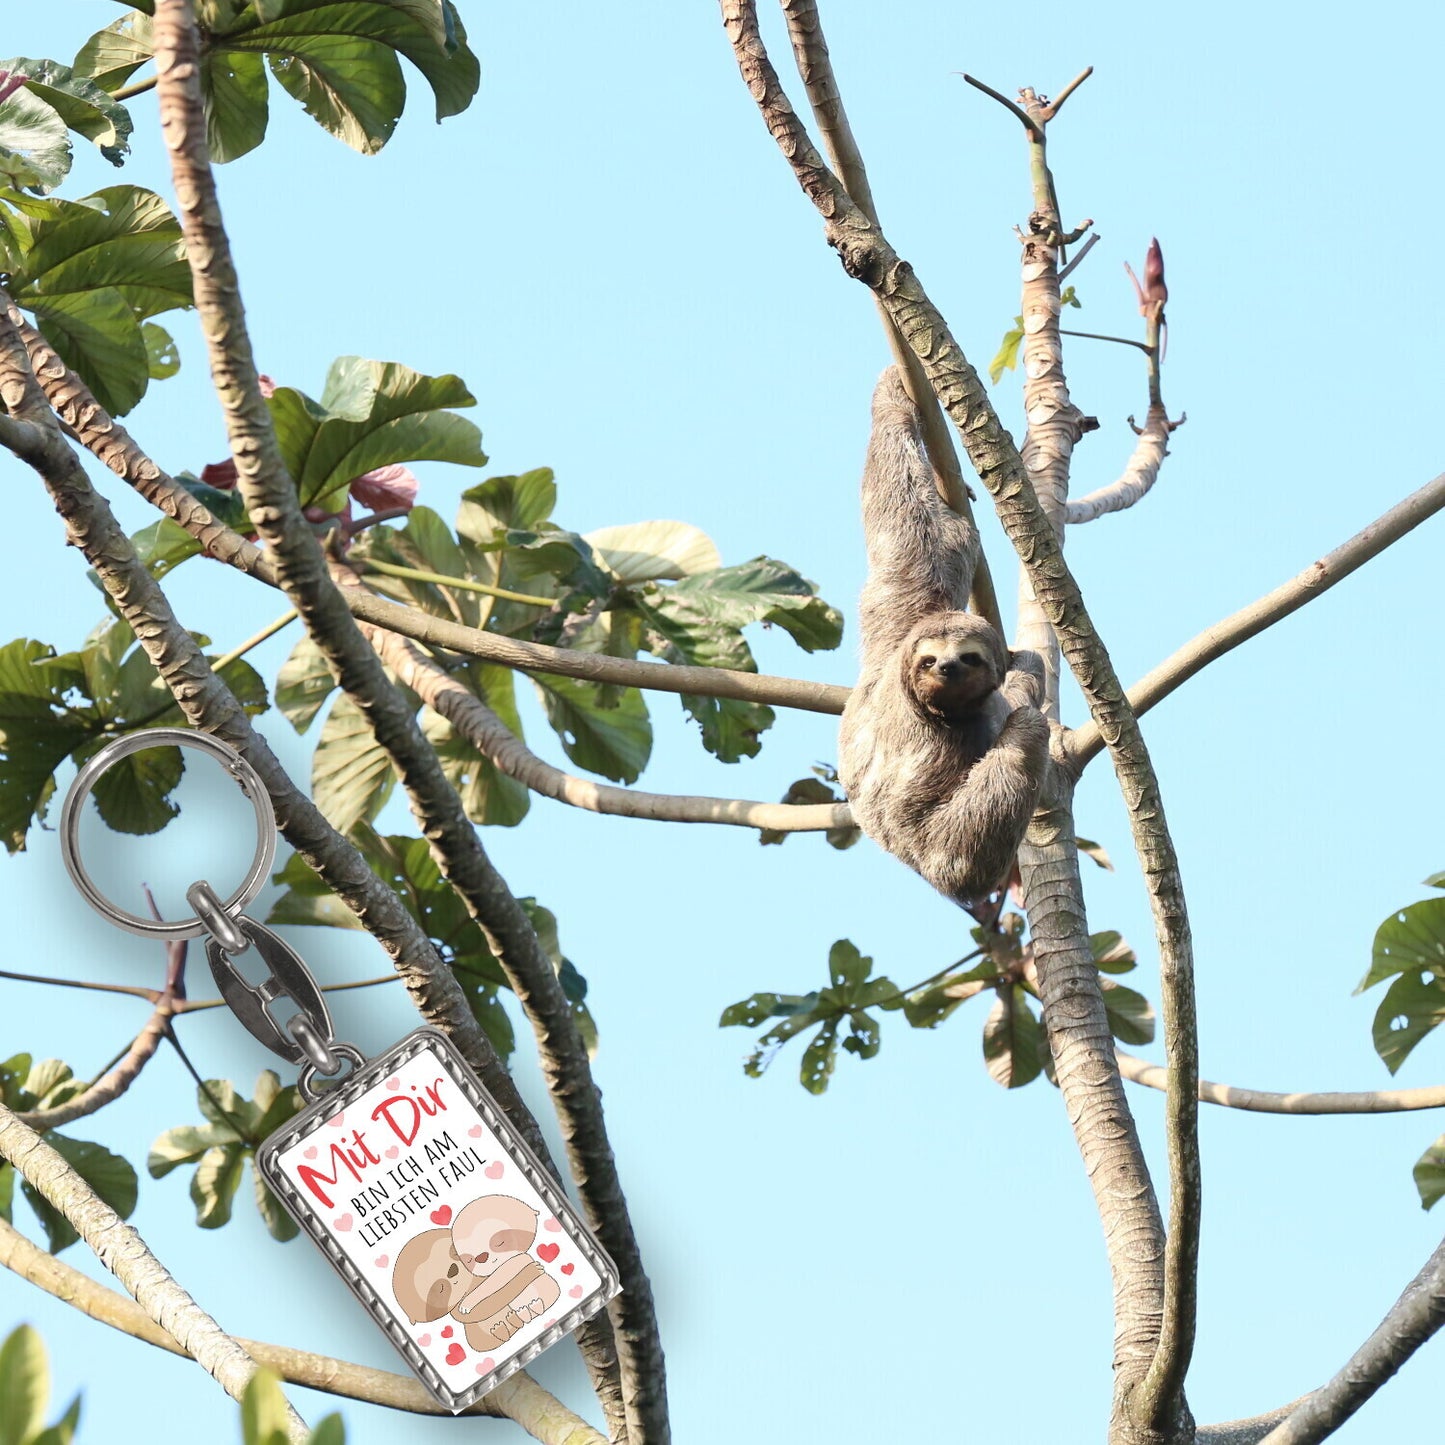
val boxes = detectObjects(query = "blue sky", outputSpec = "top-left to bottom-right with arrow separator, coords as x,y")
3,3 -> 1444,1442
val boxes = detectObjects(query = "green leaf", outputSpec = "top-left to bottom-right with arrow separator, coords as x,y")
1359,896 -> 1445,993
1076,836 -> 1114,871
583,520 -> 721,585
740,1001 -> 823,1078
1101,979 -> 1155,1046
267,851 -> 365,932
142,320 -> 178,379
1414,1135 -> 1445,1210
0,86 -> 71,194
827,939 -> 871,997
989,318 -> 1025,385
33,1391 -> 83,1445
128,518 -> 200,582
311,693 -> 395,833
0,1324 -> 47,1445
202,48 -> 271,162
842,1010 -> 881,1060
0,638 -> 94,854
241,1368 -> 292,1445
306,1414 -> 346,1445
148,1122 -> 242,1179
982,985 -> 1043,1089
1372,970 -> 1445,1075
1090,930 -> 1137,975
456,469 -> 556,544
267,38 -> 405,156
757,775 -> 859,849
799,1020 -> 839,1095
421,667 -> 531,827
902,961 -> 996,1029
7,185 -> 191,415
275,634 -> 336,734
1424,871 -> 1445,891
645,558 -> 843,655
270,357 -> 485,512
254,1166 -> 299,1242
532,673 -> 651,784
191,1144 -> 246,1228
719,992 -> 786,1028
81,734 -> 184,835
5,58 -> 133,165
1060,284 -> 1082,309
21,1135 -> 137,1254
74,13 -> 155,93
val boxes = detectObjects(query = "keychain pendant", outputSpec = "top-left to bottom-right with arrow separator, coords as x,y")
257,1027 -> 619,1412
59,730 -> 618,1414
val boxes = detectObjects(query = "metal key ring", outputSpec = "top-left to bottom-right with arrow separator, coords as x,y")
59,728 -> 276,942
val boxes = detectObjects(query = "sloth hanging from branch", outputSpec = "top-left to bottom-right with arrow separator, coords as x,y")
839,369 -> 1049,907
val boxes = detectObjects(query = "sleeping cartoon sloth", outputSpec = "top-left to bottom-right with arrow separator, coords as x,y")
392,1195 -> 561,1350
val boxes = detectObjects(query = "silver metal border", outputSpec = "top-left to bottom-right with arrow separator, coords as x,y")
255,1027 -> 620,1413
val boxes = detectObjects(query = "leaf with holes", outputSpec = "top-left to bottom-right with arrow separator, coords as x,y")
4,57 -> 133,165
799,1020 -> 839,1095
1371,970 -> 1445,1075
531,673 -> 651,785
1358,895 -> 1445,993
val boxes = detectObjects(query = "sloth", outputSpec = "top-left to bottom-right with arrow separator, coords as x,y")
449,1195 -> 560,1348
838,368 -> 1049,906
391,1228 -> 471,1325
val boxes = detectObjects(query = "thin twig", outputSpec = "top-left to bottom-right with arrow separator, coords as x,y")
1068,472 -> 1445,766
1042,65 -> 1095,121
360,556 -> 559,608
959,73 -> 1040,136
1118,1052 -> 1445,1114
112,74 -> 157,102
0,969 -> 158,1001
1055,231 -> 1101,282
208,608 -> 298,674
1057,328 -> 1154,354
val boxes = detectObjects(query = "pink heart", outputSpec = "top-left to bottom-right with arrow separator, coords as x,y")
430,1206 -> 452,1226
327,1114 -> 344,1129
568,1285 -> 583,1299
334,1213 -> 353,1231
445,1342 -> 465,1366
374,1254 -> 389,1268
475,1356 -> 496,1374
467,1125 -> 483,1138
537,1243 -> 559,1263
385,1146 -> 399,1159
484,1160 -> 504,1180
418,1333 -> 431,1347
303,1146 -> 318,1160
543,1217 -> 561,1232
441,1326 -> 453,1338
561,1263 -> 574,1275
386,1076 -> 400,1090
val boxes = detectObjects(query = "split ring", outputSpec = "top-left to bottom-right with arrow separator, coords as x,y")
59,729 -> 276,942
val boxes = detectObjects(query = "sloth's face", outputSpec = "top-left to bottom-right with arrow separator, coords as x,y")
909,634 -> 999,718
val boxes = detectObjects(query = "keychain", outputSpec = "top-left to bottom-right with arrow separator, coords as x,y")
59,727 -> 620,1413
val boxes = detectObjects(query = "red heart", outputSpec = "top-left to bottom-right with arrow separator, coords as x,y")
561,1263 -> 574,1275
440,1325 -> 453,1338
445,1342 -> 465,1366
430,1206 -> 452,1226
537,1243 -> 560,1263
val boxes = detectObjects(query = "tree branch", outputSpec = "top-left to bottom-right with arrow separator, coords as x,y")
0,1110 -> 308,1441
14,1002 -> 175,1131
365,623 -> 850,832
0,1218 -> 606,1445
1068,471 -> 1445,767
780,0 -> 1003,635
152,10 -> 655,1434
1256,1236 -> 1445,1445
12,305 -> 847,720
720,8 -> 1198,1432
1118,1052 -> 1445,1114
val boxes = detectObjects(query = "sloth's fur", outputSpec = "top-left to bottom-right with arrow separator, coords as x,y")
839,369 -> 1049,905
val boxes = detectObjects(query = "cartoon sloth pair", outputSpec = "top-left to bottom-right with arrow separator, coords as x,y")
392,1194 -> 561,1349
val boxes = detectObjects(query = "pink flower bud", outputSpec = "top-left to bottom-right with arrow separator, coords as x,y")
1143,237 -> 1167,308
